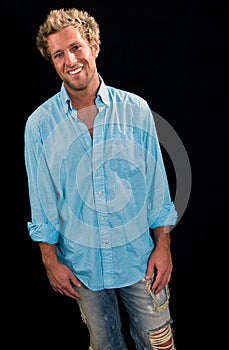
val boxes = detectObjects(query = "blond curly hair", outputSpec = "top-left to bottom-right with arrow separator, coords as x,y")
36,8 -> 101,60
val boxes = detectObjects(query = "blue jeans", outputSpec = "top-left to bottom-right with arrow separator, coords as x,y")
74,277 -> 175,350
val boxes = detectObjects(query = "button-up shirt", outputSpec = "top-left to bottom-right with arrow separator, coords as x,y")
24,76 -> 177,290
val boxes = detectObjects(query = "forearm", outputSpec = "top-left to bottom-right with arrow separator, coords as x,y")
38,242 -> 59,267
153,226 -> 171,249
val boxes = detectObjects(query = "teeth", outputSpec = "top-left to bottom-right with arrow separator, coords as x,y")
69,67 -> 82,75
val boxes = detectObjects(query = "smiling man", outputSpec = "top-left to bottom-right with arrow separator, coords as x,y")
24,8 -> 178,350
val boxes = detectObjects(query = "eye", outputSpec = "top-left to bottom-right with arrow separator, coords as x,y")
71,45 -> 80,52
53,52 -> 64,59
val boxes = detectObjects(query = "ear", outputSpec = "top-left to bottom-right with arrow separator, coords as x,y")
91,39 -> 100,58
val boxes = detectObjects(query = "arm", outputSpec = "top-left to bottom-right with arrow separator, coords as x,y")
143,107 -> 177,294
39,242 -> 82,299
145,226 -> 173,294
25,114 -> 81,299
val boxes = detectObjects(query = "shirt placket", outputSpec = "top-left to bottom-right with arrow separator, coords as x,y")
92,111 -> 114,287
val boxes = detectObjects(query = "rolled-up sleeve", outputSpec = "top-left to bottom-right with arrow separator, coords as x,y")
144,108 -> 178,228
24,111 -> 60,243
27,222 -> 59,243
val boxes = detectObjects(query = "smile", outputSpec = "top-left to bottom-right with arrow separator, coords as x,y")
69,67 -> 83,75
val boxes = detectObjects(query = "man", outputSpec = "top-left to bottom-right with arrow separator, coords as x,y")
24,7 -> 177,349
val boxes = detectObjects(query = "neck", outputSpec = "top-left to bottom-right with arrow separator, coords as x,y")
66,75 -> 100,110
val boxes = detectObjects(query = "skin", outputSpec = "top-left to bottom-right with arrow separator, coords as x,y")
39,26 -> 173,300
49,26 -> 100,110
145,226 -> 173,295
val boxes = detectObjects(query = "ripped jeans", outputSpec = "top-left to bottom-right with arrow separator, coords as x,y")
74,277 -> 175,350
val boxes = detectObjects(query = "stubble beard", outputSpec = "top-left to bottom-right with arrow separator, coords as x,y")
64,68 -> 96,92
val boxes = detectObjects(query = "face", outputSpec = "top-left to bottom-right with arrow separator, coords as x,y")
47,26 -> 100,93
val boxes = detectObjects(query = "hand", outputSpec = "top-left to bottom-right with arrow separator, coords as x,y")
45,261 -> 82,299
145,245 -> 173,294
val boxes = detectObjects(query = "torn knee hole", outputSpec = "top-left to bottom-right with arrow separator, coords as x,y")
149,324 -> 175,349
80,311 -> 87,325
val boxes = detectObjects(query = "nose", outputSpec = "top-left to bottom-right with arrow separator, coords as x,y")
65,51 -> 77,66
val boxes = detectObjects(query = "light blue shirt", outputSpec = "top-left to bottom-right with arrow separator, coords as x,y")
24,76 -> 177,290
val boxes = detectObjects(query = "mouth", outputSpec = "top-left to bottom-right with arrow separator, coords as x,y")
68,66 -> 83,75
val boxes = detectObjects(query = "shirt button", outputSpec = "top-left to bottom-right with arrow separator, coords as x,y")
98,191 -> 103,195
100,217 -> 105,221
86,141 -> 90,145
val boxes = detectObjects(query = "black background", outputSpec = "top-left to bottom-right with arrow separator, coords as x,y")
4,0 -> 227,348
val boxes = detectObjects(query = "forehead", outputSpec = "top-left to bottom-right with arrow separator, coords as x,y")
48,26 -> 87,52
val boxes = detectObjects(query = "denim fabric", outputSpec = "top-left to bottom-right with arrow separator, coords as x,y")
74,277 -> 174,350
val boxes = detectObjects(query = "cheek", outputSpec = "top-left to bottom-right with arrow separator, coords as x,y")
53,62 -> 64,75
84,50 -> 96,63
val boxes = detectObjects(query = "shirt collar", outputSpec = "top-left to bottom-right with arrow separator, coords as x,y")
96,75 -> 110,107
60,74 -> 110,114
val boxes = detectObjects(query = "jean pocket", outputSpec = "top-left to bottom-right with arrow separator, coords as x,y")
145,276 -> 170,312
